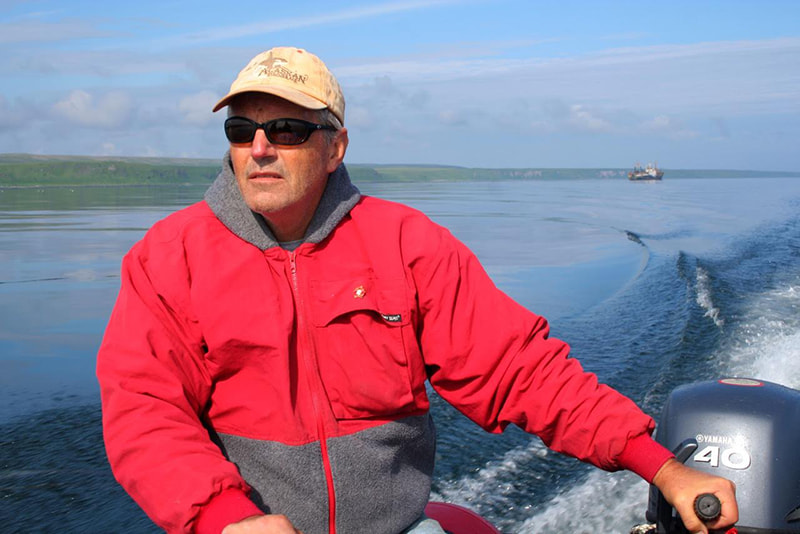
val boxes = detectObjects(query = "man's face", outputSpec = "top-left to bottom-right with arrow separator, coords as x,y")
228,93 -> 347,240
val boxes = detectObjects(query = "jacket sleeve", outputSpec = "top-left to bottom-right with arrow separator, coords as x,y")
411,223 -> 672,482
96,234 -> 262,533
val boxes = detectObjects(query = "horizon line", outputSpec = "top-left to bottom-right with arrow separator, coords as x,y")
1,152 -> 799,174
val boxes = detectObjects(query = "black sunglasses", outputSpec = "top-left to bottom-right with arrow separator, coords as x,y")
224,116 -> 337,146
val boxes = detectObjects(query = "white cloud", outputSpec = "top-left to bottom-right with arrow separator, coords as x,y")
344,106 -> 374,130
52,90 -> 133,128
178,90 -> 218,125
171,0 -> 466,44
438,109 -> 468,126
567,105 -> 611,132
336,37 -> 800,117
345,75 -> 432,131
641,115 -> 672,130
641,114 -> 699,139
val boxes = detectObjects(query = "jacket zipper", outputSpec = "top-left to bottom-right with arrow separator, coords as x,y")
289,250 -> 337,534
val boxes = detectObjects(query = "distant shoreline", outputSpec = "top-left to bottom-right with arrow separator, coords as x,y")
1,153 -> 798,187
0,183 -> 206,190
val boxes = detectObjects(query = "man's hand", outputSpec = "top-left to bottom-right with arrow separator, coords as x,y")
652,459 -> 738,533
221,514 -> 303,534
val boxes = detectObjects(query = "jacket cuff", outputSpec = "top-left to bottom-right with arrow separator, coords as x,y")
194,488 -> 264,534
616,432 -> 675,483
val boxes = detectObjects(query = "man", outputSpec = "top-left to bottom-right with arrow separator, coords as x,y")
97,47 -> 737,534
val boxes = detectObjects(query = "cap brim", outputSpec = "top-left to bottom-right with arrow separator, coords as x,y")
212,84 -> 328,113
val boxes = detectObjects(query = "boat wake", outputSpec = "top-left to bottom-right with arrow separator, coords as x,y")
430,439 -> 551,528
695,266 -> 724,327
518,470 -> 647,533
724,282 -> 800,389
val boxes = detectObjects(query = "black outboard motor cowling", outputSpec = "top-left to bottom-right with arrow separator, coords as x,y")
646,378 -> 800,533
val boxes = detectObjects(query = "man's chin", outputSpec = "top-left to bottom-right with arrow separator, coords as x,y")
243,196 -> 292,218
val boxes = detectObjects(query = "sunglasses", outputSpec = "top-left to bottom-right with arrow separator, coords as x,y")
224,116 -> 337,146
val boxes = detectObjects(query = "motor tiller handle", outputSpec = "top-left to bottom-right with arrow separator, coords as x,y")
694,493 -> 721,522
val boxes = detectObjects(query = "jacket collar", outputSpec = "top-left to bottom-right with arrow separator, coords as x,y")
204,152 -> 361,251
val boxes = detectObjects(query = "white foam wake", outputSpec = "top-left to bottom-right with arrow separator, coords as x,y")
430,439 -> 550,513
431,439 -> 652,532
696,267 -> 724,327
517,470 -> 648,533
724,282 -> 800,389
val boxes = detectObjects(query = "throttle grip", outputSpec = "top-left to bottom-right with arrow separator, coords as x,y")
694,493 -> 722,522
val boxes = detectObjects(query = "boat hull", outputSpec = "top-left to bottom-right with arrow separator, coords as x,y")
628,171 -> 664,181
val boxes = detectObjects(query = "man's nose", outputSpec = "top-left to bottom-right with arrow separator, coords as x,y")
250,128 -> 277,159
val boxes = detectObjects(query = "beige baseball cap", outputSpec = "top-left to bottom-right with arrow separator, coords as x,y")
212,46 -> 345,124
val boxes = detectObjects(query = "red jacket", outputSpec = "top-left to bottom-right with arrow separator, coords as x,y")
97,161 -> 672,534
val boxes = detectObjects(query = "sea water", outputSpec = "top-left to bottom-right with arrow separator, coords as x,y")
1,175 -> 799,532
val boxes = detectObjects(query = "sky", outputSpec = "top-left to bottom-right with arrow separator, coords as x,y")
1,0 -> 799,170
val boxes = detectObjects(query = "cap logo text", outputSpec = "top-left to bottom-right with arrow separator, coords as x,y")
254,57 -> 308,85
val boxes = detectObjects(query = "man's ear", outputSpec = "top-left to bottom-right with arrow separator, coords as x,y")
326,128 -> 349,173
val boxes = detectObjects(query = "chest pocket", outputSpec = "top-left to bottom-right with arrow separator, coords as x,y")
308,276 -> 418,420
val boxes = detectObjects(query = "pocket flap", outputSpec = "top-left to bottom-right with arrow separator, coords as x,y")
309,276 -> 409,327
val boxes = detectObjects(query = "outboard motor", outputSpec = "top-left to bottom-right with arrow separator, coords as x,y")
645,378 -> 800,533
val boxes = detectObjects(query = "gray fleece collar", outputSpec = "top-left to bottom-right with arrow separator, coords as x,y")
204,152 -> 361,251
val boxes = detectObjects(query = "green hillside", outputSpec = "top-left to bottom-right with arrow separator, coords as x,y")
0,154 -> 220,186
1,153 -> 797,187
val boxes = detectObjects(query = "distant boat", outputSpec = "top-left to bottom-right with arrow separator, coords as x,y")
628,162 -> 664,181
